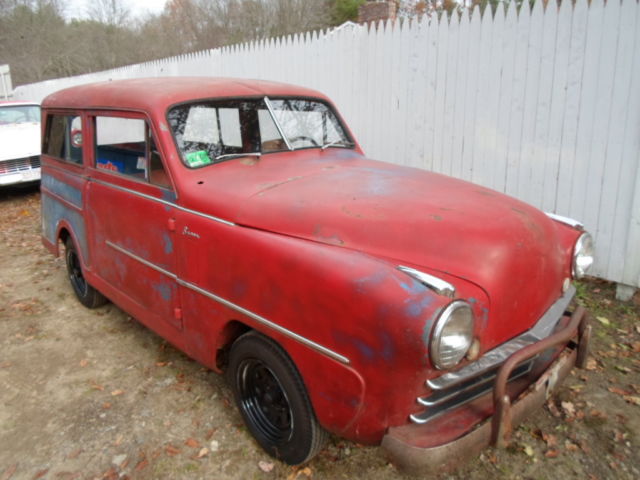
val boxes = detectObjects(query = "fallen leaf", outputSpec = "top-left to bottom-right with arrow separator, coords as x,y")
623,395 -> 640,406
113,435 -> 124,447
589,409 -> 607,419
258,460 -> 274,472
298,467 -> 312,477
196,448 -> 209,459
210,440 -> 220,452
1,464 -> 17,480
185,438 -> 200,448
32,468 -> 49,479
102,402 -> 111,409
79,359 -> 89,368
585,357 -> 598,371
523,444 -> 534,457
156,362 -> 169,367
569,384 -> 584,392
546,400 -> 562,417
111,389 -> 124,396
596,316 -> 611,326
561,401 -> 576,417
542,433 -> 558,448
165,445 -> 181,456
544,449 -> 559,458
565,441 -> 580,452
609,386 -> 632,396
134,459 -> 148,471
89,381 -> 104,391
0,362 -> 12,369
614,365 -> 631,374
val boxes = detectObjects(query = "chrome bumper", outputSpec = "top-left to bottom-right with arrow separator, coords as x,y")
382,306 -> 591,474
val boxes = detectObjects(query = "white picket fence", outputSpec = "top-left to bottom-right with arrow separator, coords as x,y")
14,0 -> 640,290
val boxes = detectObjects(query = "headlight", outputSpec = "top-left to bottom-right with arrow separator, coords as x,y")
430,301 -> 474,370
572,232 -> 594,279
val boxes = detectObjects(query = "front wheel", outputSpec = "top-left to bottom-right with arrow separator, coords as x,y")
226,332 -> 328,465
65,238 -> 107,309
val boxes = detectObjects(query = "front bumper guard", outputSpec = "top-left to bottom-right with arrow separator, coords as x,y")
381,306 -> 591,474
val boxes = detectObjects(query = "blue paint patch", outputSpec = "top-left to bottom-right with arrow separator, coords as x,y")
399,278 -> 425,296
41,193 -> 87,256
152,282 -> 173,301
353,270 -> 387,294
231,280 -> 247,299
41,174 -> 83,208
161,189 -> 177,211
405,296 -> 434,318
352,339 -> 375,361
162,232 -> 173,254
378,331 -> 395,363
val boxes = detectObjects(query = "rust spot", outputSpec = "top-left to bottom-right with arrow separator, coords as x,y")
159,122 -> 169,132
256,176 -> 304,196
429,214 -> 443,222
511,207 -> 528,216
240,157 -> 259,166
476,189 -> 495,197
341,205 -> 363,219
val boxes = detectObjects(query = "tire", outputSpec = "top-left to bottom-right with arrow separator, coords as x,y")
65,238 -> 107,309
226,332 -> 328,465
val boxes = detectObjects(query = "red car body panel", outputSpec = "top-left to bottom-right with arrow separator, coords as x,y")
40,78 -> 584,454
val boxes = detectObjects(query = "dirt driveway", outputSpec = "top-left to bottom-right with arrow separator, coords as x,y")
1,187 -> 639,480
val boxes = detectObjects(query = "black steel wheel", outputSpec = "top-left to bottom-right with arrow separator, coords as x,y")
65,238 -> 107,309
227,332 -> 328,465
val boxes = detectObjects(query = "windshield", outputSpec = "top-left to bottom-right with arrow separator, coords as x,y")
0,105 -> 40,125
168,97 -> 352,168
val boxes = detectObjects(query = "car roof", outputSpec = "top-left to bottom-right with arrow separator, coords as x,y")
41,77 -> 329,112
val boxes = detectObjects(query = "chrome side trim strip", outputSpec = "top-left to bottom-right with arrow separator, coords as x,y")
546,212 -> 584,230
105,241 -> 350,365
106,241 -> 177,279
427,285 -> 576,391
91,178 -> 236,227
176,279 -> 350,365
397,266 -> 456,298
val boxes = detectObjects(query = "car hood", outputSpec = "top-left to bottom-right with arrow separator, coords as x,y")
185,151 -> 570,347
0,122 -> 41,161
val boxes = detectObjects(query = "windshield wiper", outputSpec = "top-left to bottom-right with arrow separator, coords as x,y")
321,140 -> 355,150
214,152 -> 262,162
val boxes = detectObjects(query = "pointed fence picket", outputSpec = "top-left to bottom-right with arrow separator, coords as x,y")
13,0 -> 640,289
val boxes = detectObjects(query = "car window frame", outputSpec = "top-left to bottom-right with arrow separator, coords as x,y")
89,110 -> 176,193
42,110 -> 86,168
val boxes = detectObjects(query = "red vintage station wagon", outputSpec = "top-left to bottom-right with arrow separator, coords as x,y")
40,77 -> 593,473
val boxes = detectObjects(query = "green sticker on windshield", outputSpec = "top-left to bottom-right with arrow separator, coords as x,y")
185,150 -> 212,167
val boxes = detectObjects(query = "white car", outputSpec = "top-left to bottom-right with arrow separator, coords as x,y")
0,101 -> 41,186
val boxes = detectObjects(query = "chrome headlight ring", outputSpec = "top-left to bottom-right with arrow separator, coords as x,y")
572,232 -> 594,279
430,300 -> 475,370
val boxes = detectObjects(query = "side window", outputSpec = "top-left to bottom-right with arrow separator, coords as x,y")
94,116 -> 172,189
44,115 -> 83,164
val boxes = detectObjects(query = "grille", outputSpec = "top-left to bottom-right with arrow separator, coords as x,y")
0,156 -> 41,174
409,358 -> 535,424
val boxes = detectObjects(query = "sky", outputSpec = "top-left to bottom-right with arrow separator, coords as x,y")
63,0 -> 168,20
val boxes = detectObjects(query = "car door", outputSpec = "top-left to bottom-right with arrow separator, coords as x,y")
86,112 -> 182,331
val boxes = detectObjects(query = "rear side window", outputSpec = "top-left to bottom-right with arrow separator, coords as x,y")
94,116 -> 172,189
44,115 -> 83,164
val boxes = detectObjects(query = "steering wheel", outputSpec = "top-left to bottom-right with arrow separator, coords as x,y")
289,135 -> 319,147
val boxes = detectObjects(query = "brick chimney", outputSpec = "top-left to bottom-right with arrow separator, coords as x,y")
358,1 -> 398,25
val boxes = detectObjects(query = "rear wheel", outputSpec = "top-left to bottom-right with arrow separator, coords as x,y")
227,332 -> 328,465
65,238 -> 107,309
